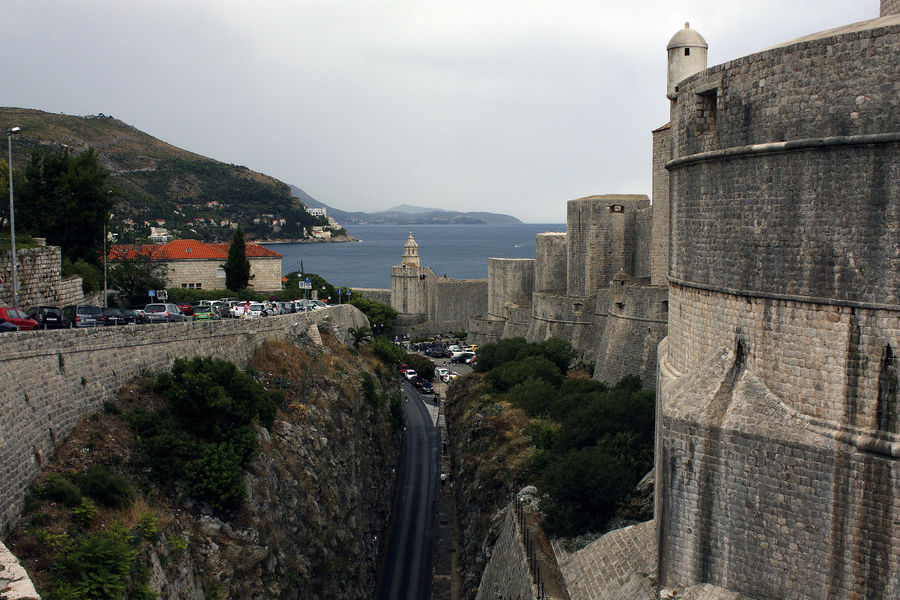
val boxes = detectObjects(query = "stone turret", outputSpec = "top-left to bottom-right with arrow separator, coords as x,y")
666,22 -> 707,99
401,232 -> 420,267
883,0 -> 900,16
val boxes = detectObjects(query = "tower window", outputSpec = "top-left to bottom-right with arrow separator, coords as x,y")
696,88 -> 718,134
684,48 -> 690,56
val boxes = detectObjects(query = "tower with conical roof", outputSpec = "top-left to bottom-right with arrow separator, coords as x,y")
666,22 -> 708,99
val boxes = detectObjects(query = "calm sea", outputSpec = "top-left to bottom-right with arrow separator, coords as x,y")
262,223 -> 565,290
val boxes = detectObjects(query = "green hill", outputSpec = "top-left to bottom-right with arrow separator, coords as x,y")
0,107 -> 325,242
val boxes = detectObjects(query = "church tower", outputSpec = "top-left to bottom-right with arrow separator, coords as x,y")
401,233 -> 420,267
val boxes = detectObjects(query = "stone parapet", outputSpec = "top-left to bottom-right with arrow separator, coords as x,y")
351,288 -> 391,305
0,306 -> 369,536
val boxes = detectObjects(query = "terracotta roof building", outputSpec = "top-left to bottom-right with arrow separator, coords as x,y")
110,239 -> 283,292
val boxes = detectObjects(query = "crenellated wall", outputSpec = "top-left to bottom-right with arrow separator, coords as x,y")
0,306 -> 369,536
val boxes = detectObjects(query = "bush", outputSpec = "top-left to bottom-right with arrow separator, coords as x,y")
49,530 -> 133,600
77,466 -> 132,508
370,337 -> 406,366
389,392 -> 405,428
128,357 -> 272,512
184,441 -> 248,512
405,353 -> 436,382
487,355 -> 562,391
62,258 -> 103,294
40,474 -> 82,507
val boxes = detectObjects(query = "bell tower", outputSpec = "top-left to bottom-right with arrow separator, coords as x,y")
401,232 -> 420,267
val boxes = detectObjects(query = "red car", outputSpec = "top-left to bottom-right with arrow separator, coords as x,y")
177,303 -> 194,316
0,307 -> 39,330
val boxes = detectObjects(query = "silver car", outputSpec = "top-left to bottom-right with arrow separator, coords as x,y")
143,303 -> 188,323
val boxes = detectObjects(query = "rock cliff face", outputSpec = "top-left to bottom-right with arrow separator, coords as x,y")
7,333 -> 401,600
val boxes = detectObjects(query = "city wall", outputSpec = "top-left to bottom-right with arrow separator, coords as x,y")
351,287 -> 391,305
592,282 -> 668,387
0,306 -> 369,536
0,245 -> 83,309
657,15 -> 900,598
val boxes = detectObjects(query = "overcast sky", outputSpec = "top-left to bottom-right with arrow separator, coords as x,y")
3,1 -> 879,223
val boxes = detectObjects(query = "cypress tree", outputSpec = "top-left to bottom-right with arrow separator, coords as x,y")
224,228 -> 251,291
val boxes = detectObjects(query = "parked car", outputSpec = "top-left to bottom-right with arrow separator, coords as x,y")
246,303 -> 266,318
0,318 -> 19,333
403,369 -> 417,381
230,301 -> 250,318
143,303 -> 188,323
176,303 -> 194,316
62,304 -> 105,328
25,306 -> 63,329
192,305 -> 220,321
465,355 -> 478,365
412,375 -> 425,388
451,351 -> 475,363
421,381 -> 434,394
435,367 -> 450,380
101,307 -> 126,326
0,307 -> 39,330
118,309 -> 142,324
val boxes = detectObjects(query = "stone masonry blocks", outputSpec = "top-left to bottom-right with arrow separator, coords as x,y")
0,306 -> 369,536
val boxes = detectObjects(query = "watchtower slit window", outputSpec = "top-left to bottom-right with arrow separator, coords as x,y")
684,48 -> 690,56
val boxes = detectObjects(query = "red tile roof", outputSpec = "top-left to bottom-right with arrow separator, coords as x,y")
109,239 -> 282,261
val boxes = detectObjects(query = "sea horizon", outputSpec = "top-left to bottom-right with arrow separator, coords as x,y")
262,223 -> 565,290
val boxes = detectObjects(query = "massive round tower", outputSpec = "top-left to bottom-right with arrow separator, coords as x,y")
656,10 -> 900,600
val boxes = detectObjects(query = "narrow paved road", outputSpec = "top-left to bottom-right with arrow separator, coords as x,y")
378,381 -> 439,600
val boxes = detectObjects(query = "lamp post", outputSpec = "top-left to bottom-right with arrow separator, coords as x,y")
7,126 -> 21,308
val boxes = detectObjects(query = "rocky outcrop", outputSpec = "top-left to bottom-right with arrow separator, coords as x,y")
6,335 -> 401,600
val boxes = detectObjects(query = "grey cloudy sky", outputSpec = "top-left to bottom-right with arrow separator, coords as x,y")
3,1 -> 879,223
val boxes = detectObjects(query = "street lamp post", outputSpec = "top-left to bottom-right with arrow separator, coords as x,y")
7,127 -> 21,308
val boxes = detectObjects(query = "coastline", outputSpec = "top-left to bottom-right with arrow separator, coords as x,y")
258,234 -> 358,244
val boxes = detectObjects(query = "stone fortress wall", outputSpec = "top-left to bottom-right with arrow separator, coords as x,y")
655,4 -> 900,599
0,243 -> 84,309
0,306 -> 369,537
467,193 -> 669,389
389,234 -> 488,336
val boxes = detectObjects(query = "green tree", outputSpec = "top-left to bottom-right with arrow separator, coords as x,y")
223,228 -> 251,291
18,148 -> 116,264
348,326 -> 373,348
108,246 -> 168,306
0,158 -> 24,234
349,294 -> 397,333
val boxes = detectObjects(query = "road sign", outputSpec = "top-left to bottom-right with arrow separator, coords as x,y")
148,289 -> 156,297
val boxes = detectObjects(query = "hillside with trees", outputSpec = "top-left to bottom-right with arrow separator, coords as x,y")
0,107 -> 330,243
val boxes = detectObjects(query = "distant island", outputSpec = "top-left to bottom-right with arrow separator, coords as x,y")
291,186 -> 522,225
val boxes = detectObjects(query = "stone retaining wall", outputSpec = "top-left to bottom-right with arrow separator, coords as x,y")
0,306 -> 368,535
0,245 -> 83,309
474,506 -> 534,600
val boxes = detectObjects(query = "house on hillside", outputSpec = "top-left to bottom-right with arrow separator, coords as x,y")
110,239 -> 283,291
